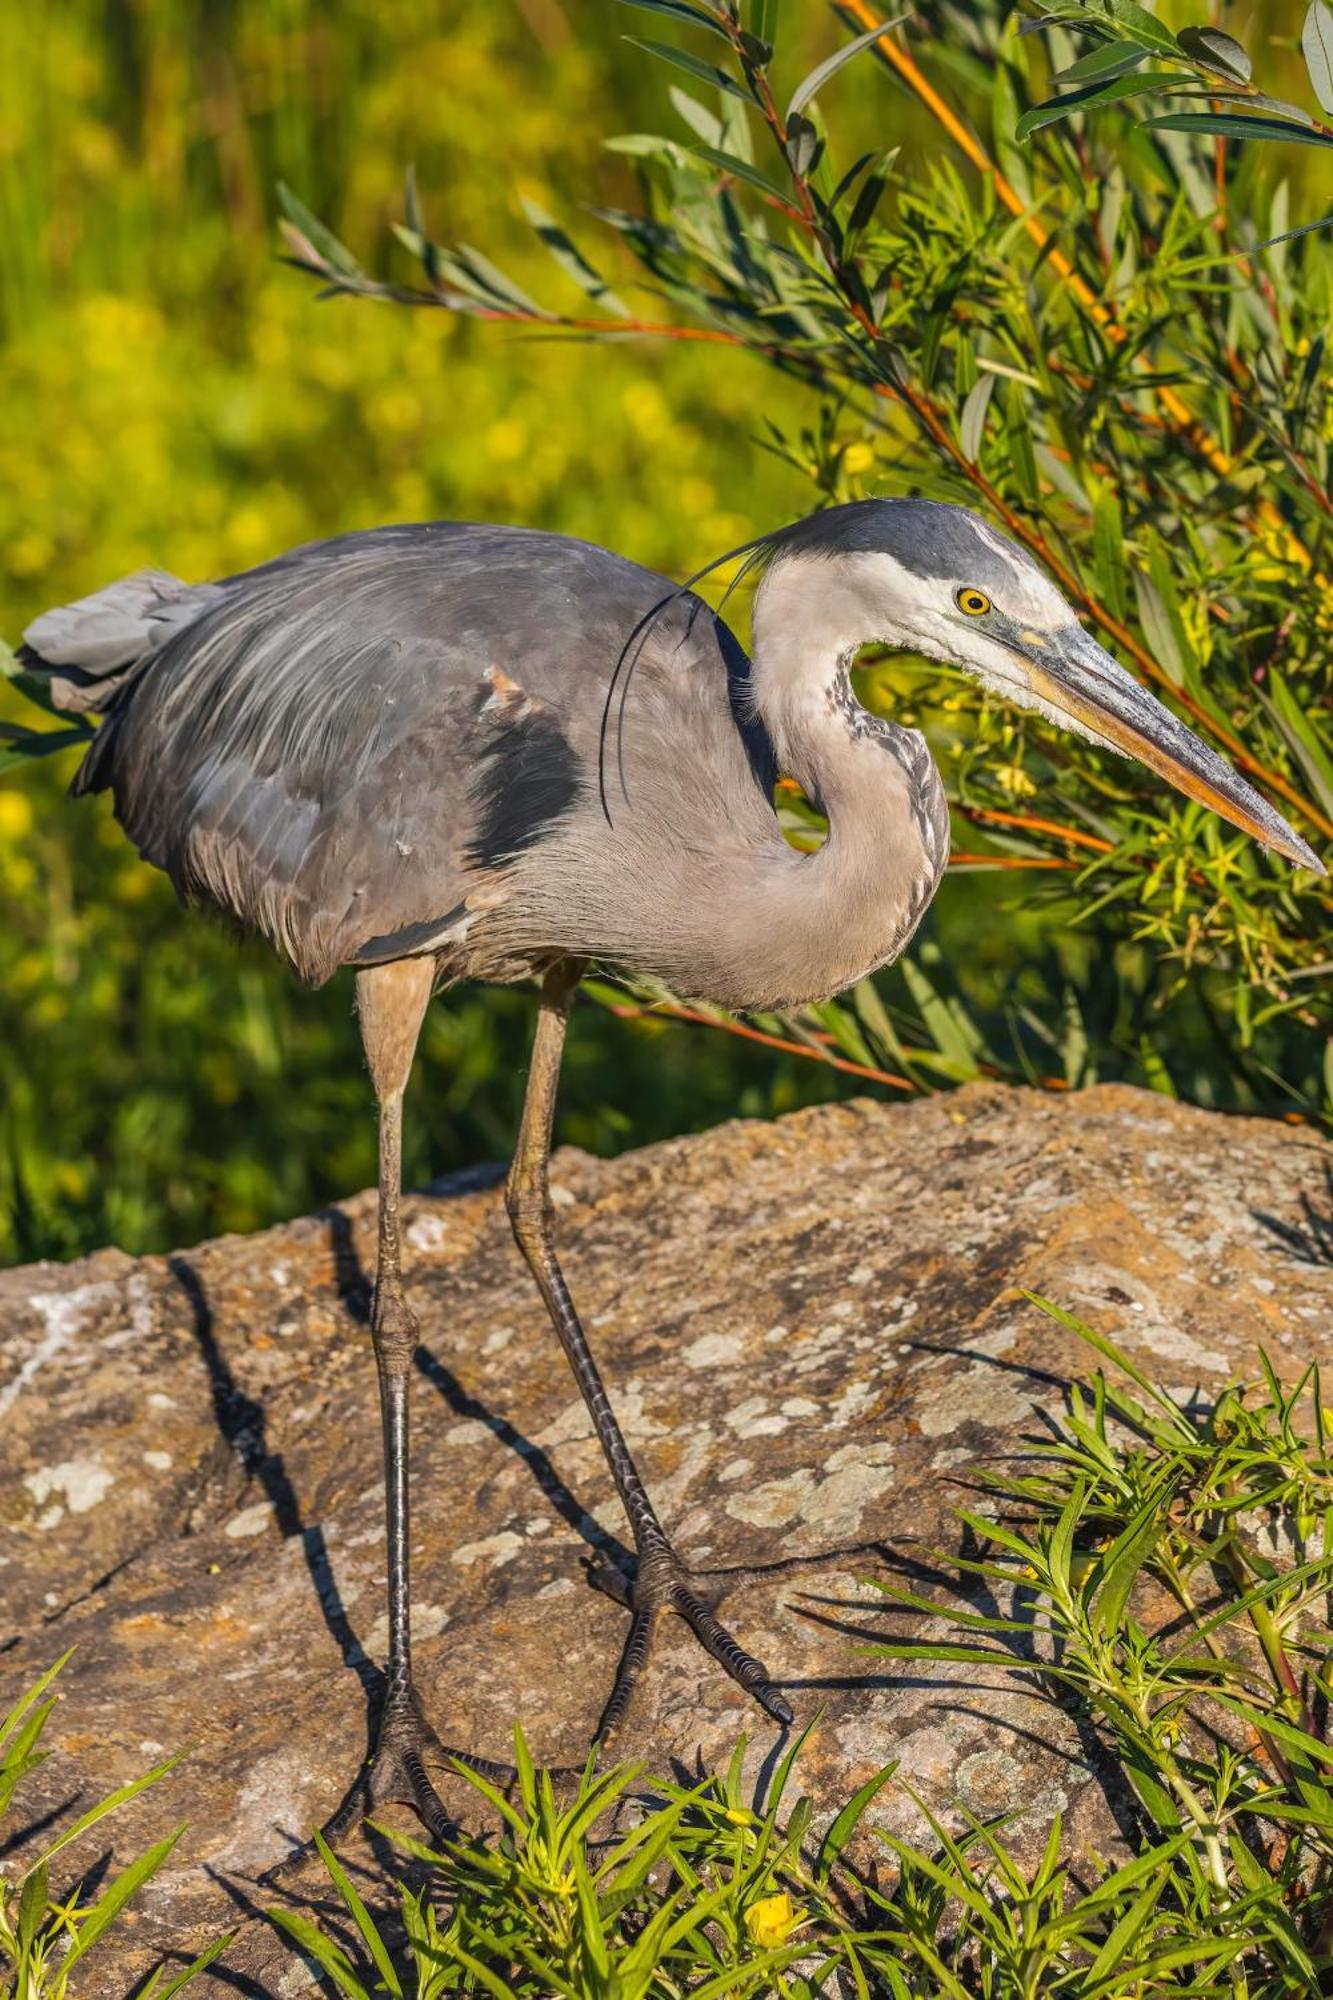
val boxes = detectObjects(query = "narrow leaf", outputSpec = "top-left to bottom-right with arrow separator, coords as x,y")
1176,25 -> 1252,83
623,35 -> 750,99
1303,0 -> 1333,115
1145,110 -> 1333,146
786,20 -> 903,122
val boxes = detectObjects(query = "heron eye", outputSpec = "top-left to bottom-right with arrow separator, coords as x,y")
956,587 -> 992,616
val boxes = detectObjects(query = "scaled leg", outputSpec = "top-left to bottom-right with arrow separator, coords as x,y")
506,960 -> 794,1743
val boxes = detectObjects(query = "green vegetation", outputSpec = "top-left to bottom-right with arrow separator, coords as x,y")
272,1314 -> 1333,1995
1,0 -> 1330,1267
0,1655 -> 227,1997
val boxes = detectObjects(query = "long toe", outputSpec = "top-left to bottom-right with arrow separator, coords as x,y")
593,1545 -> 796,1744
672,1583 -> 794,1727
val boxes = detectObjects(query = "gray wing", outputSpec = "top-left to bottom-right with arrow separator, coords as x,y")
91,523 -> 764,985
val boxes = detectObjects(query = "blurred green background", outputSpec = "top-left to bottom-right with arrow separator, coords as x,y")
0,0 -> 1320,1264
0,0 -> 849,1263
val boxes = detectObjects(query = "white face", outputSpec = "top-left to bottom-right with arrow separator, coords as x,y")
837,544 -> 1078,718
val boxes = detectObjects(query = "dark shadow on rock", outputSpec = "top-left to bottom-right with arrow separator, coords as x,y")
0,1796 -> 78,1864
169,1254 -> 378,1699
1253,1163 -> 1333,1267
414,1342 -> 630,1570
322,1194 -> 633,1570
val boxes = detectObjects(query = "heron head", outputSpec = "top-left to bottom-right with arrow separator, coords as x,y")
760,497 -> 1322,873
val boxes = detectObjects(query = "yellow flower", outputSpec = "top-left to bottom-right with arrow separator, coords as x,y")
745,1891 -> 805,1948
841,440 -> 875,476
0,790 -> 34,840
993,762 -> 1037,799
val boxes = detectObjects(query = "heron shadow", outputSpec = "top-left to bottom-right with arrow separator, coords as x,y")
168,1253 -> 378,1698
1251,1160 -> 1333,1268
323,1203 -> 634,1572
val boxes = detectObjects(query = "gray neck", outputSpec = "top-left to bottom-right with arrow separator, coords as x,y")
696,556 -> 947,1008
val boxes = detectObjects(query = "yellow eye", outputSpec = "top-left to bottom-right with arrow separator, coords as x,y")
956,587 -> 992,616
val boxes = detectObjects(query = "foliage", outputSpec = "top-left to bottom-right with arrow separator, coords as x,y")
0,1654 -> 227,1998
1,1 -> 1331,1267
0,1 -> 831,1265
274,1319 -> 1333,1995
275,0 -> 1333,1124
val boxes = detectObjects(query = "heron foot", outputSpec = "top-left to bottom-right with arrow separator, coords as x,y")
261,1686 -> 518,1882
587,1537 -> 796,1744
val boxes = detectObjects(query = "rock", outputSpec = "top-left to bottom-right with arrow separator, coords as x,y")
1,1082 -> 1330,1992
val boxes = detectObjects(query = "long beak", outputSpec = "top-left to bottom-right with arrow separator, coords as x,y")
1022,626 -> 1324,874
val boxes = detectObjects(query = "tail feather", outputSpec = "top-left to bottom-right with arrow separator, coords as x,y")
21,568 -> 212,713
19,566 -> 220,796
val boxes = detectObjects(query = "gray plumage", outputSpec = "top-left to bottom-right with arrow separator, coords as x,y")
22,502 -> 1318,1009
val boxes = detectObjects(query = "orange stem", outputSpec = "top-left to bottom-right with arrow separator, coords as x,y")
835,0 -> 1317,540
609,999 -> 916,1091
964,807 -> 1113,854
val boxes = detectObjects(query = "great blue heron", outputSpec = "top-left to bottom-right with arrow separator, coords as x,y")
20,500 -> 1320,1841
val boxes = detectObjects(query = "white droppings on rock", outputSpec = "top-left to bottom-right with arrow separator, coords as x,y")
682,1329 -> 745,1369
24,1456 -> 115,1515
537,1576 -> 574,1599
224,1500 -> 276,1540
444,1419 -> 491,1448
1,1281 -> 120,1418
147,1391 -> 176,1409
550,1183 -> 575,1208
35,1507 -> 63,1531
724,1468 -> 815,1527
406,1210 -> 448,1252
364,1601 -> 447,1658
451,1530 -> 524,1567
482,1325 -> 515,1355
143,1450 -> 173,1471
916,1361 -> 1034,1438
799,1441 -> 897,1537
738,1412 -> 788,1439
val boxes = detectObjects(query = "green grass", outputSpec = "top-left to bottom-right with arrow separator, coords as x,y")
269,1308 -> 1333,1996
0,1656 -> 228,1999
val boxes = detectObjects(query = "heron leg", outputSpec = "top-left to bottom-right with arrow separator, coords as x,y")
314,959 -> 461,1849
508,961 -> 795,1746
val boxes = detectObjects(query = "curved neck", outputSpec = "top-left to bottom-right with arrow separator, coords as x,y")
701,556 -> 949,1009
496,557 -> 949,1012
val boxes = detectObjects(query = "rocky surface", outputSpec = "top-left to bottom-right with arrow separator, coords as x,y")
1,1082 -> 1330,1993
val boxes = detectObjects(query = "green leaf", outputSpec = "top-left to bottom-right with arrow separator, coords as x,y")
1016,72 -> 1176,140
689,143 -> 790,201
1144,110 -> 1333,147
1175,25 -> 1252,84
785,20 -> 902,122
1262,670 -> 1333,818
959,371 -> 995,462
1303,0 -> 1333,115
268,1906 -> 373,1998
623,35 -> 750,100
40,1752 -> 187,1869
314,1831 -> 403,1996
1102,0 -> 1185,55
614,0 -> 732,34
519,197 -> 630,316
63,1831 -> 185,1971
1053,42 -> 1149,85
276,183 -> 364,278
1091,1486 -> 1168,1635
132,1933 -> 235,2000
815,1762 -> 896,1880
